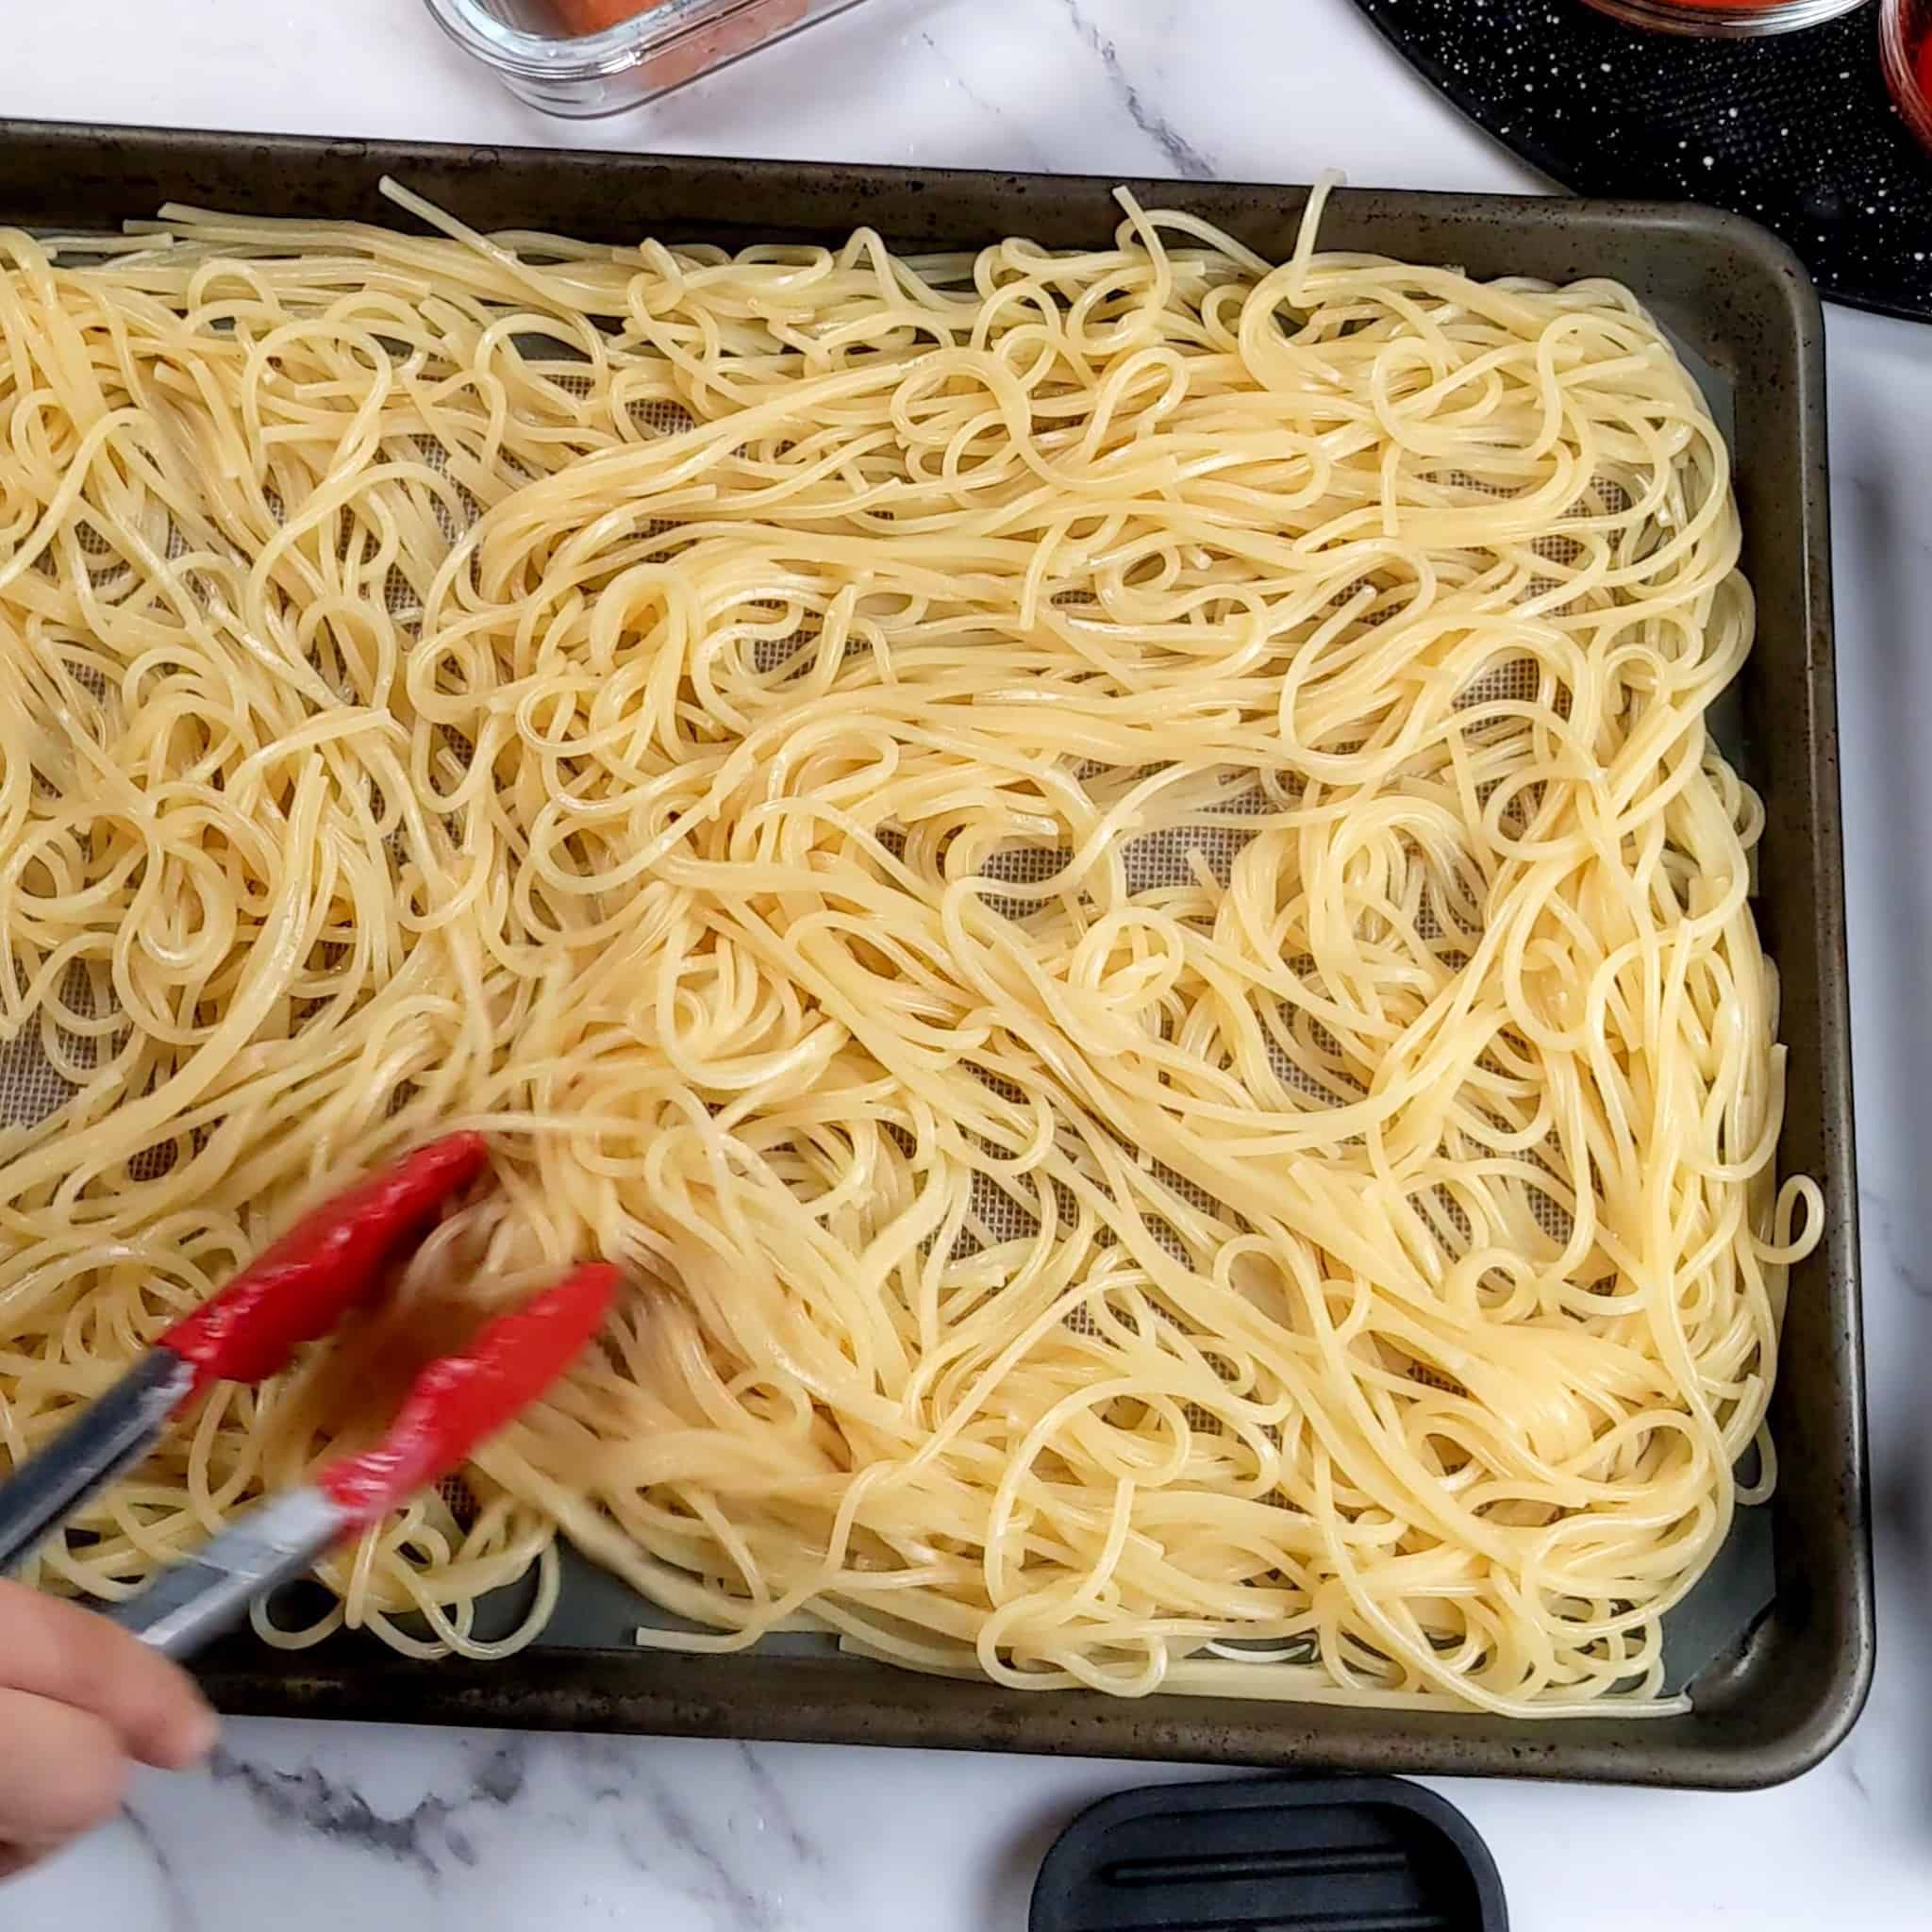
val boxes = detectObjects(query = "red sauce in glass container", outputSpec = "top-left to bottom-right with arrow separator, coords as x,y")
548,0 -> 652,25
546,0 -> 811,85
544,0 -> 810,90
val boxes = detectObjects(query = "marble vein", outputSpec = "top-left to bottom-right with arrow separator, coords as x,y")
203,1737 -> 534,1881
736,1742 -> 820,1869
208,1752 -> 458,1878
1057,0 -> 1216,179
540,1737 -> 818,1928
121,1805 -> 194,1932
1857,1189 -> 1932,1301
915,30 -> 1057,172
621,1771 -> 780,1930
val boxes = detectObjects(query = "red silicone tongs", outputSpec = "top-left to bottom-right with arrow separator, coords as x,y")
0,1133 -> 614,1659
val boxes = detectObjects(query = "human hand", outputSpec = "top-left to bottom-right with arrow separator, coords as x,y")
0,1579 -> 217,1879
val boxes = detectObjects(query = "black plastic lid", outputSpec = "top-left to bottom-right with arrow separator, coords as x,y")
1031,1775 -> 1507,1932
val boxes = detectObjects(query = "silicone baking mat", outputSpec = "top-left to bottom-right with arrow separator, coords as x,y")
1353,0 -> 1932,322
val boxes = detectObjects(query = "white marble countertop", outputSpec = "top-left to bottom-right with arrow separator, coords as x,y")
2,3 -> 1928,1926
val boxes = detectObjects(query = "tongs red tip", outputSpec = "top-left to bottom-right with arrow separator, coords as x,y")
320,1260 -> 616,1524
158,1131 -> 491,1396
0,1132 -> 619,1660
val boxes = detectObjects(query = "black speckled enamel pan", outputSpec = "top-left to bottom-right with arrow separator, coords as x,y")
0,121 -> 1871,1789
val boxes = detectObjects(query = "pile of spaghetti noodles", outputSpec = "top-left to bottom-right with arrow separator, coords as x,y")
0,183 -> 1819,1711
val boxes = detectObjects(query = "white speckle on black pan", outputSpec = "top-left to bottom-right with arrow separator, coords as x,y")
1351,0 -> 1932,322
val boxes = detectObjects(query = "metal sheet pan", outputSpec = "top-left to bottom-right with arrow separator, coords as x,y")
0,120 -> 1873,1788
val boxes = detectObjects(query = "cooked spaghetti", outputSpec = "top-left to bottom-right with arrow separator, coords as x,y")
0,183 -> 1820,1711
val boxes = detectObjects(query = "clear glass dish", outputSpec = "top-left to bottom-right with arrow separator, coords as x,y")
1880,0 -> 1932,148
422,0 -> 874,118
1578,0 -> 1870,34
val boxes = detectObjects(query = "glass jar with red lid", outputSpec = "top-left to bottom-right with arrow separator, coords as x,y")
1581,0 -> 1870,34
1880,0 -> 1932,148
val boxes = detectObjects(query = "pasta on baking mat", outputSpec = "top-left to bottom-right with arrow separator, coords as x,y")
0,181 -> 1820,1711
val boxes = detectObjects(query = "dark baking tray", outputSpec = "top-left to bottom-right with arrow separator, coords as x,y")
0,120 -> 1871,1789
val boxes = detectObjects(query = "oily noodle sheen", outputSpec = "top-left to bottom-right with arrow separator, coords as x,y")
0,182 -> 1821,1711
